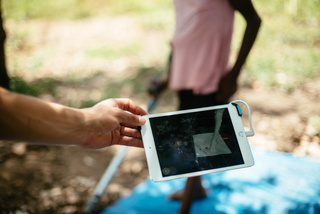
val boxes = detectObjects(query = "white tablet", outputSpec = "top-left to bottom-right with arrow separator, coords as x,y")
141,102 -> 254,182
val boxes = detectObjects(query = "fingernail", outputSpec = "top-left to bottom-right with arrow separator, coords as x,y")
139,116 -> 146,124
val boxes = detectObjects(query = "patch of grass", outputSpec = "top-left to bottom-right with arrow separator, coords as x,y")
2,0 -> 104,20
307,116 -> 320,137
77,66 -> 164,108
105,0 -> 172,15
25,55 -> 45,74
10,76 -> 60,96
2,0 -> 172,20
235,0 -> 320,91
10,76 -> 40,96
102,67 -> 162,98
85,43 -> 142,59
3,0 -> 320,94
6,29 -> 30,52
139,9 -> 174,31
32,78 -> 61,95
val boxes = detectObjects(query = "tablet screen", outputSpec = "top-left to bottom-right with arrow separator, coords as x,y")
149,108 -> 244,177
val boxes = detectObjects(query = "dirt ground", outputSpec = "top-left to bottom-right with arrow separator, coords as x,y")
1,17 -> 320,214
1,79 -> 319,214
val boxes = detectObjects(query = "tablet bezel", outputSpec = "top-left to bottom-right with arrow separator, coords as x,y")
141,103 -> 254,182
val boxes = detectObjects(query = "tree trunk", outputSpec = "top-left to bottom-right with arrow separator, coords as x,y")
0,7 -> 10,89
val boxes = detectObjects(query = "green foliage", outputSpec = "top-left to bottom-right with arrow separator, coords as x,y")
6,29 -> 30,52
139,8 -> 174,30
2,0 -> 172,20
102,66 -> 163,98
2,0 -> 320,94
2,0 -> 103,20
85,43 -> 142,59
9,76 -> 60,96
237,0 -> 320,91
10,76 -> 40,96
307,116 -> 320,137
103,0 -> 172,15
77,66 -> 164,108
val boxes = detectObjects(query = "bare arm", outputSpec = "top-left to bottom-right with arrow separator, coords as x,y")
229,0 -> 261,76
0,87 -> 147,148
217,0 -> 261,101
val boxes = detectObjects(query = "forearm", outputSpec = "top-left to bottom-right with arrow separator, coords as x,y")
231,16 -> 261,76
228,0 -> 262,78
0,87 -> 85,145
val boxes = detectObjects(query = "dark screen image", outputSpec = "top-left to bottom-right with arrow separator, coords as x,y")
149,108 -> 244,177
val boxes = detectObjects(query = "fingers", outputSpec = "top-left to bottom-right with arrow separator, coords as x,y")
120,126 -> 142,139
117,136 -> 144,148
86,98 -> 147,148
116,126 -> 144,148
112,99 -> 147,127
115,110 -> 146,128
114,98 -> 148,116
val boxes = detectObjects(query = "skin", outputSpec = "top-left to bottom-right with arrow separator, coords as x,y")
149,0 -> 262,102
216,0 -> 262,102
148,0 -> 262,202
0,87 -> 148,148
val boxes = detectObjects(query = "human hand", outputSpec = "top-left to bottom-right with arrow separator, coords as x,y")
216,71 -> 238,103
79,98 -> 148,149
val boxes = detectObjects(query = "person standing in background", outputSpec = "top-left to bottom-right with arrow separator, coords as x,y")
149,0 -> 261,212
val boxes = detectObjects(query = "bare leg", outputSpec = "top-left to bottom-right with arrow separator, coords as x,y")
176,176 -> 207,214
170,176 -> 207,201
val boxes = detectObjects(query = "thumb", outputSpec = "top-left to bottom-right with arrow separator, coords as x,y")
117,110 -> 146,127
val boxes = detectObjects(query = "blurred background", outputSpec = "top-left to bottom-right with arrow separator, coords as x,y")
0,0 -> 319,213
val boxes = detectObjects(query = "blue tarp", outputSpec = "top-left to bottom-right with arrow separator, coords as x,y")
101,147 -> 320,214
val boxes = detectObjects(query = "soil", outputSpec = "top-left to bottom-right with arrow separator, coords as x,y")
1,17 -> 320,214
